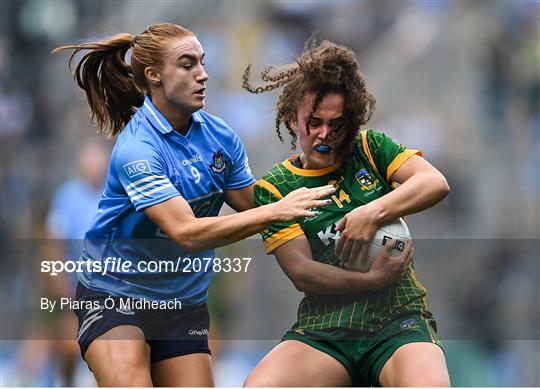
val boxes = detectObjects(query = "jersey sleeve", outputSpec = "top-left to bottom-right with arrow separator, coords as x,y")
226,132 -> 256,190
360,130 -> 422,182
254,177 -> 304,254
114,140 -> 180,211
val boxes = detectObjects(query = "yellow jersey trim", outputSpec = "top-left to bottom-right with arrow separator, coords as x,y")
386,149 -> 422,182
360,130 -> 379,174
264,224 -> 304,254
282,156 -> 341,177
256,178 -> 283,200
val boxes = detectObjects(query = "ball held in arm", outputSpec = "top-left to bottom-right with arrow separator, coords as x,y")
339,217 -> 411,273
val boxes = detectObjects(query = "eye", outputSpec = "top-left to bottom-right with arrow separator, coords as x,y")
200,60 -> 206,66
307,117 -> 322,127
330,118 -> 345,131
182,63 -> 193,69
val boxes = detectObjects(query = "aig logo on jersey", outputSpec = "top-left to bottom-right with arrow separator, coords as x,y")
210,150 -> 226,174
123,160 -> 152,178
355,169 -> 379,190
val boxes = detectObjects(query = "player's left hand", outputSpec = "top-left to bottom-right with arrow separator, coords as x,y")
335,204 -> 380,267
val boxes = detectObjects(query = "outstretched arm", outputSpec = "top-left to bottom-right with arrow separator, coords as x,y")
145,184 -> 335,252
224,185 -> 255,212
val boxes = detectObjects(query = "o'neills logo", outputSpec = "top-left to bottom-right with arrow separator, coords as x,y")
182,154 -> 203,166
188,328 -> 209,336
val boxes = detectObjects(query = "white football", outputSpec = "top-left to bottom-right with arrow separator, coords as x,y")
342,217 -> 411,273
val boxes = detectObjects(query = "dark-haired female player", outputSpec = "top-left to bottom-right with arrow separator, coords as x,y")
243,39 -> 451,386
54,23 -> 335,386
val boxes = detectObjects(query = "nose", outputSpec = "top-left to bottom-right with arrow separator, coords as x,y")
197,64 -> 209,82
317,124 -> 331,140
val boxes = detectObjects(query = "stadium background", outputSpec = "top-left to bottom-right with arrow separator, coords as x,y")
0,0 -> 538,386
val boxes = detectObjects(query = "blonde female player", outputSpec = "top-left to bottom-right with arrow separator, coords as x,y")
54,23 -> 334,386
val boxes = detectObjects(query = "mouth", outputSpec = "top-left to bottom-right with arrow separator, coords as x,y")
194,87 -> 206,97
314,144 -> 332,154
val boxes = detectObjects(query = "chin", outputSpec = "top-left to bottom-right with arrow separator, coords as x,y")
193,100 -> 205,111
306,154 -> 334,169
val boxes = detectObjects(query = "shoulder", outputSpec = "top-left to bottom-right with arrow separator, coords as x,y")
358,128 -> 383,146
259,159 -> 291,186
255,157 -> 299,200
198,110 -> 241,142
116,110 -> 159,147
197,110 -> 229,128
115,113 -> 161,155
363,128 -> 403,146
111,133 -> 162,170
358,128 -> 403,153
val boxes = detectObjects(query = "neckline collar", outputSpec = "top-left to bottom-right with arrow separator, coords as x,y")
282,154 -> 341,177
142,96 -> 205,135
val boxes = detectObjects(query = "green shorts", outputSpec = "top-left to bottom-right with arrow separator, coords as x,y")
282,313 -> 442,387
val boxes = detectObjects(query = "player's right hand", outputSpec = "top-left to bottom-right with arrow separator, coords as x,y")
367,238 -> 414,289
274,185 -> 336,221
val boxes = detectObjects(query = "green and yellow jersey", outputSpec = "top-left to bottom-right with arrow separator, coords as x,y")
254,129 -> 432,332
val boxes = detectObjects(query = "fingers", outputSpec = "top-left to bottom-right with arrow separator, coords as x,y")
385,239 -> 413,270
339,238 -> 354,266
282,185 -> 336,220
401,240 -> 414,269
302,209 -> 321,218
360,242 -> 370,264
402,239 -> 413,256
312,199 -> 333,208
347,241 -> 362,267
291,185 -> 335,210
382,238 -> 396,254
335,230 -> 345,258
371,238 -> 395,265
403,246 -> 414,269
335,217 -> 345,232
311,185 -> 336,198
288,185 -> 335,199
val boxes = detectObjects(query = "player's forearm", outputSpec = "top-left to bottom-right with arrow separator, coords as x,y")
171,203 -> 282,252
292,260 -> 377,294
367,172 -> 450,223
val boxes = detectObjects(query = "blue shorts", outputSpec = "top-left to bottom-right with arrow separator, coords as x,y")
74,283 -> 211,364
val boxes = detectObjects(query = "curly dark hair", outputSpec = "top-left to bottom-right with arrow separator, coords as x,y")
242,37 -> 376,162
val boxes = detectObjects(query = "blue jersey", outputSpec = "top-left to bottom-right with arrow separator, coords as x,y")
79,96 -> 255,305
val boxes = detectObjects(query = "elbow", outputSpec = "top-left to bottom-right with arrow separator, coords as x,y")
288,268 -> 309,292
438,174 -> 451,199
171,229 -> 200,252
175,237 -> 198,253
292,279 -> 307,292
182,240 -> 200,253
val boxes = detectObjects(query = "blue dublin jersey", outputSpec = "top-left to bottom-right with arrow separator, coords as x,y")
79,96 -> 255,305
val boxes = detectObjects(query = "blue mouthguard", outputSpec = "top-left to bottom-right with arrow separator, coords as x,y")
314,144 -> 332,153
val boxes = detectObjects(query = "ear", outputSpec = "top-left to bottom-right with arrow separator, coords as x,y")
144,66 -> 162,87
